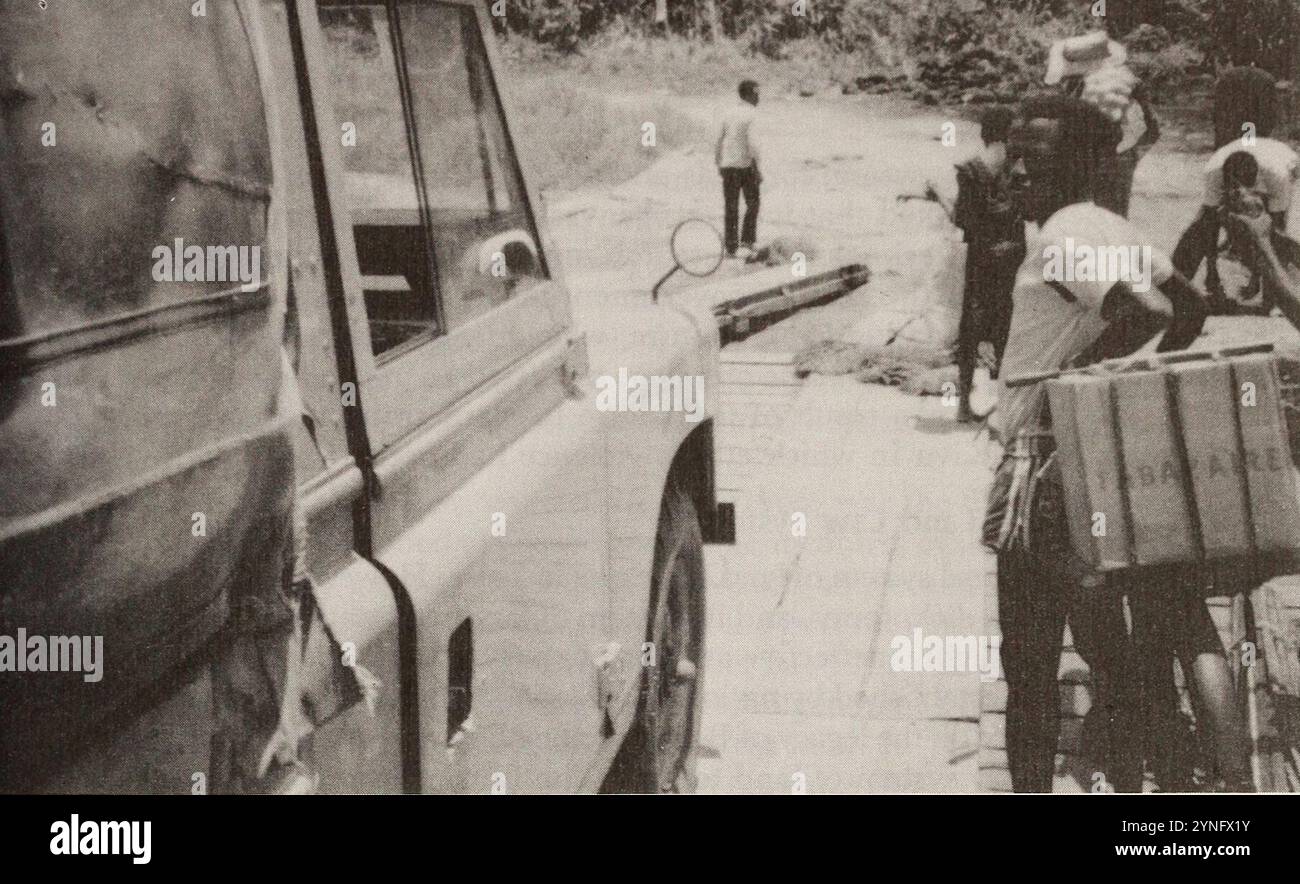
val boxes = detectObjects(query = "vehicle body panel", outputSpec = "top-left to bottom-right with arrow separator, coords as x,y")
0,0 -> 722,794
0,0 -> 290,790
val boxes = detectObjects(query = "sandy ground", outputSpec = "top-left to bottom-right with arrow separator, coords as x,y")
554,93 -> 1229,792
553,91 -> 1213,351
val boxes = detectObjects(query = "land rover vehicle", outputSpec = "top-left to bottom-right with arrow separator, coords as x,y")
0,0 -> 725,793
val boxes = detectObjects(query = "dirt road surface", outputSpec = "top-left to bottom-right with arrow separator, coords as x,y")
553,93 -> 1212,793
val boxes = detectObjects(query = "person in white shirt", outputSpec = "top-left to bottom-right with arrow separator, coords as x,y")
1172,67 -> 1299,313
985,93 -> 1251,793
715,80 -> 761,260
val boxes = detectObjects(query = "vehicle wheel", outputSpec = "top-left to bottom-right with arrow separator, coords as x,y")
604,479 -> 705,793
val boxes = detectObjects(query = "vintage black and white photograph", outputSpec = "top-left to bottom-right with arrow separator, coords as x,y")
2,0 -> 1299,837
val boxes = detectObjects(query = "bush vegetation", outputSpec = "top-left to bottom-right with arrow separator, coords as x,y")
490,0 -> 1300,104
494,1 -> 1300,192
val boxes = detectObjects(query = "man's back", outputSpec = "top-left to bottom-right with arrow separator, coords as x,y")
996,201 -> 1172,441
717,100 -> 758,169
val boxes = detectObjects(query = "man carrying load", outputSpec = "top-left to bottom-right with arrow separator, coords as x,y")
986,93 -> 1250,792
1045,31 -> 1160,219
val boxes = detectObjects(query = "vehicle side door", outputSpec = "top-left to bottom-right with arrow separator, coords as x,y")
298,0 -> 614,792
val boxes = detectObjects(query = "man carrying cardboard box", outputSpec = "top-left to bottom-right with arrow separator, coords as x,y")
984,93 -> 1249,792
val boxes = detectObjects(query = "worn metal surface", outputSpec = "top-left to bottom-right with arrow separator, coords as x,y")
0,0 -> 725,794
0,0 -> 292,789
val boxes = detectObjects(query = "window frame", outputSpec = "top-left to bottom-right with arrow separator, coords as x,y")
318,0 -> 444,363
299,0 -> 570,450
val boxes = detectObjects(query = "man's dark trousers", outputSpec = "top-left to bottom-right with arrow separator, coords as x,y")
722,166 -> 760,254
998,528 -> 1157,793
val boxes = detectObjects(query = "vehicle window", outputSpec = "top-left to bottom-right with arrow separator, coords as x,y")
397,2 -> 547,331
320,3 -> 440,359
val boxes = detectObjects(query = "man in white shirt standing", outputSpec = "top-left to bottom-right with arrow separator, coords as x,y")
716,79 -> 761,261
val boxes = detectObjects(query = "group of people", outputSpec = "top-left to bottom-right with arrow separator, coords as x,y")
953,33 -> 1300,791
713,30 -> 1300,790
950,33 -> 1167,421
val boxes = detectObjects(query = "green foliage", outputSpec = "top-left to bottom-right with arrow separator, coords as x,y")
906,3 -> 1070,103
1208,0 -> 1299,77
492,0 -> 1300,92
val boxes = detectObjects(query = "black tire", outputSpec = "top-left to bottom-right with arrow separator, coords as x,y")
603,479 -> 706,793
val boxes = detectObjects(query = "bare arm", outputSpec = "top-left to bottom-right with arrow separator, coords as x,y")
1134,85 -> 1160,150
1074,273 -> 1207,364
1202,211 -> 1224,291
1073,282 -> 1168,365
1227,211 -> 1300,330
1154,271 -> 1210,352
923,180 -> 957,223
1171,206 -> 1224,294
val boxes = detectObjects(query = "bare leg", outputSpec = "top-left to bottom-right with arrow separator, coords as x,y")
955,266 -> 981,423
956,357 -> 977,423
1187,653 -> 1252,790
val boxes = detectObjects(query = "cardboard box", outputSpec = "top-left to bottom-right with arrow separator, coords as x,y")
1045,353 -> 1300,571
1112,369 -> 1199,565
1169,361 -> 1252,558
1047,376 -> 1132,570
1232,357 -> 1300,552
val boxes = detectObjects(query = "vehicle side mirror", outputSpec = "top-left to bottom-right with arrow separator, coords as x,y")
653,218 -> 724,302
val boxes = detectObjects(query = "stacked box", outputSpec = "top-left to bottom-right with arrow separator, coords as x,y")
1276,356 -> 1300,464
1169,361 -> 1252,558
1233,357 -> 1300,553
1046,376 -> 1132,570
1046,379 -> 1092,565
1111,369 -> 1199,565
1046,354 -> 1300,571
